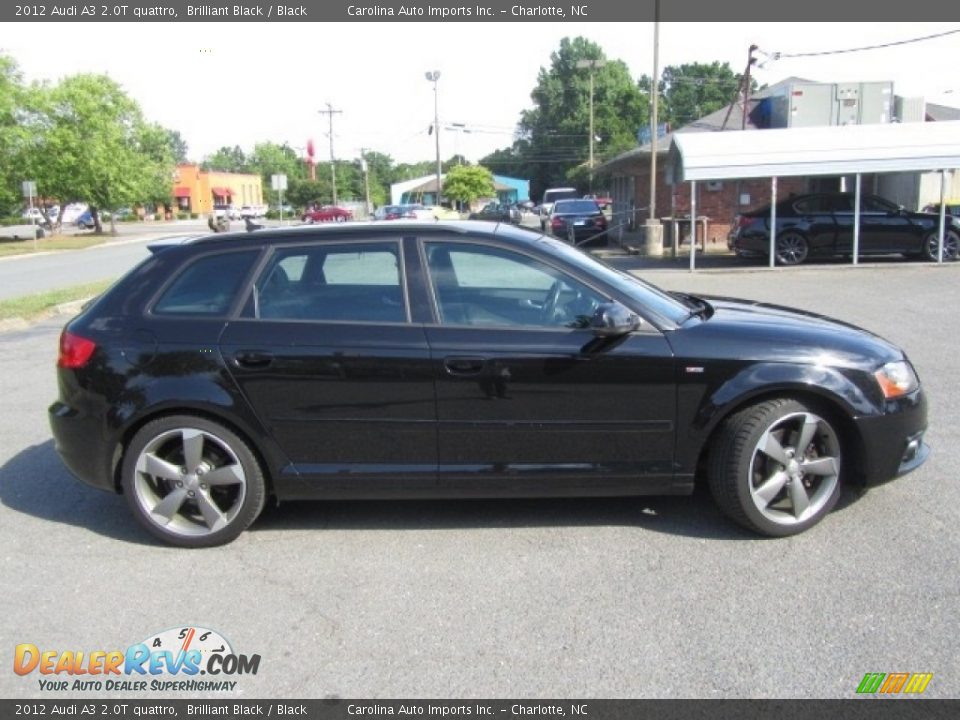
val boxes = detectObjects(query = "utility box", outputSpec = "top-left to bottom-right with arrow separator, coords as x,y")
769,81 -> 894,128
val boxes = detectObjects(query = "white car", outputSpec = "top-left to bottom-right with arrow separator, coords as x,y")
21,208 -> 45,222
60,203 -> 89,225
213,205 -> 240,220
1,224 -> 47,240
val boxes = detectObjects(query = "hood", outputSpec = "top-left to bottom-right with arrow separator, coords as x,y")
678,295 -> 904,369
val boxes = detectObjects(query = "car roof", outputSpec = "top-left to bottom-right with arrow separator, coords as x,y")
182,220 -> 546,253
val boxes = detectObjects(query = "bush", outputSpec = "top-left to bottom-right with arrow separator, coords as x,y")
190,212 -> 199,220
176,211 -> 190,220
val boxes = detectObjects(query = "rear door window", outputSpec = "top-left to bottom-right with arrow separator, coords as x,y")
253,242 -> 407,323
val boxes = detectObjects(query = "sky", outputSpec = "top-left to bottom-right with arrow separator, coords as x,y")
4,22 -> 959,166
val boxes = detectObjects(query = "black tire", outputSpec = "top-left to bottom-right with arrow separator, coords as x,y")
923,230 -> 959,262
775,232 -> 809,266
121,415 -> 266,548
708,398 -> 843,537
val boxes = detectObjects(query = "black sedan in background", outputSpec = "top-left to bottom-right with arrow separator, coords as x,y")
548,199 -> 608,246
468,202 -> 521,224
729,192 -> 960,265
49,221 -> 928,546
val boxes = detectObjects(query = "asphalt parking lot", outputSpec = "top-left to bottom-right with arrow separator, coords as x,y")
0,261 -> 957,699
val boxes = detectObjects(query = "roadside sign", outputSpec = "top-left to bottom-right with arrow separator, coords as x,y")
271,174 -> 288,191
22,181 -> 37,197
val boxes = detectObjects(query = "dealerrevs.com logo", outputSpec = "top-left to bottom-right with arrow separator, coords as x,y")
14,626 -> 261,692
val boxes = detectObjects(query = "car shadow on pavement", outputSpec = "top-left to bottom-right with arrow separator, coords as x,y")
253,484 -> 755,541
0,439 -> 152,545
0,440 -> 864,544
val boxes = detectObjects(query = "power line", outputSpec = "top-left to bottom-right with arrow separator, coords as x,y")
766,27 -> 960,60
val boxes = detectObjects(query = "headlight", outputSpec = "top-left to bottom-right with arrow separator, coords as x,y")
874,360 -> 919,399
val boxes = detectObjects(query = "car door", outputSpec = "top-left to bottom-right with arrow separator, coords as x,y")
420,238 -> 677,494
218,239 -> 437,496
791,195 -> 839,254
859,195 -> 921,254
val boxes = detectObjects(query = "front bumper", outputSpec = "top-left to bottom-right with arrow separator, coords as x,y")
852,389 -> 929,485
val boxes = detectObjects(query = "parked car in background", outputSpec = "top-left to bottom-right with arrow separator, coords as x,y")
60,203 -> 89,225
213,204 -> 240,221
539,187 -> 580,230
468,202 -> 521,224
76,210 -> 97,229
240,205 -> 268,219
923,201 -> 960,217
730,192 -> 960,265
372,205 -> 415,221
48,221 -> 929,546
21,208 -> 46,222
583,194 -> 612,211
548,199 -> 608,246
302,205 -> 353,223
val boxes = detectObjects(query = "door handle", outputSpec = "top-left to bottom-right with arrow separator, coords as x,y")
234,350 -> 273,369
443,356 -> 485,376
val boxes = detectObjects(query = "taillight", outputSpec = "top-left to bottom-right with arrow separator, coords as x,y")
736,215 -> 752,229
551,217 -> 563,229
58,330 -> 96,369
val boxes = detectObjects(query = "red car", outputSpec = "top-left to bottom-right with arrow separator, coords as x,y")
301,205 -> 353,223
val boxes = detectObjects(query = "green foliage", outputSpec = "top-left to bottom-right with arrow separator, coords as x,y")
21,73 -> 177,232
442,165 -> 495,204
203,145 -> 248,172
484,37 -> 648,200
639,61 -> 756,129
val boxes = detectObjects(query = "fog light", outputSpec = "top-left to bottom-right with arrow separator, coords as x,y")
902,438 -> 920,464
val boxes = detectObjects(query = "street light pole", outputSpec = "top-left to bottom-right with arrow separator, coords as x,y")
319,103 -> 343,205
576,59 -> 606,192
425,71 -> 442,204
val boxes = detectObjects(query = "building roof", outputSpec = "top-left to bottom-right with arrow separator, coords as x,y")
926,102 -> 960,122
670,120 -> 960,182
597,77 -> 812,174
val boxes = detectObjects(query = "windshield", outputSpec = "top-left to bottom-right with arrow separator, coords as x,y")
495,226 -> 692,326
543,189 -> 578,204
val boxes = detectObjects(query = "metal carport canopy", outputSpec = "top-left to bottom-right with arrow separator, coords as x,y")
671,120 -> 960,182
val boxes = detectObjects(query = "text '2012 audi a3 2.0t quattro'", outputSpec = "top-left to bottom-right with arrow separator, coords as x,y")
49,222 -> 930,547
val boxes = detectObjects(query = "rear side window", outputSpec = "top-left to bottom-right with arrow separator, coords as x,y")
153,250 -> 259,316
253,242 -> 406,323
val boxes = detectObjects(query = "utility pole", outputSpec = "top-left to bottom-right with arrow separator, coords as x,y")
649,2 -> 660,221
576,59 -> 606,192
425,71 -> 442,204
721,45 -> 758,131
359,147 -> 372,218
319,103 -> 343,204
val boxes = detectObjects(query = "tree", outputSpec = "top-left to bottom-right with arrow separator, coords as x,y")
639,61 -> 756,129
165,129 -> 189,164
518,37 -> 648,199
203,145 -> 248,173
27,74 -> 176,233
247,142 -> 307,184
442,165 -> 495,206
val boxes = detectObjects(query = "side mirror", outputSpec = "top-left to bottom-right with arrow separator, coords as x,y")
591,302 -> 640,337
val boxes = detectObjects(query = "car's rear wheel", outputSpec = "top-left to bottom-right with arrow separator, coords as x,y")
923,230 -> 959,261
775,232 -> 809,265
121,415 -> 266,547
708,398 -> 843,536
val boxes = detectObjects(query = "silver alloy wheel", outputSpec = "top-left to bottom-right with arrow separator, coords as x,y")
925,231 -> 959,261
775,233 -> 808,265
747,411 -> 841,526
132,427 -> 247,538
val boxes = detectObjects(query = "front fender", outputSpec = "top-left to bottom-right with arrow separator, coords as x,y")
676,361 -> 879,475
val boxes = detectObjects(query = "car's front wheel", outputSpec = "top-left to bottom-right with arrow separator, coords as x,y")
708,398 -> 843,536
923,230 -> 959,261
775,232 -> 809,265
121,415 -> 266,547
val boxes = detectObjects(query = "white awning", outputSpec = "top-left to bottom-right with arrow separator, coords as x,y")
671,121 -> 960,182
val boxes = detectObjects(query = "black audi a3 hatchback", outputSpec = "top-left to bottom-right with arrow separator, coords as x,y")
49,222 -> 929,546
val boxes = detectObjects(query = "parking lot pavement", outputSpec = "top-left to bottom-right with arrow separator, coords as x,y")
1,264 -> 958,699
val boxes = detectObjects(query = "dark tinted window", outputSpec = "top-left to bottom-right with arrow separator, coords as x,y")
153,250 -> 258,316
254,242 -> 406,323
861,196 -> 898,213
793,196 -> 831,214
425,241 -> 606,329
554,200 -> 601,214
